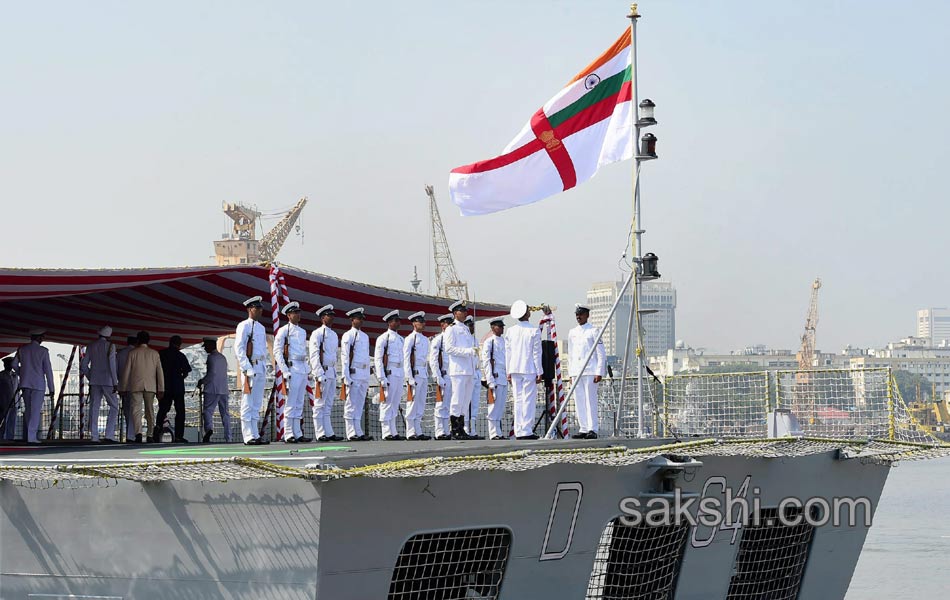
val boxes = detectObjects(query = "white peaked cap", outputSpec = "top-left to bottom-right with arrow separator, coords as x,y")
439,313 -> 455,323
509,300 -> 528,320
98,326 -> 113,337
316,304 -> 334,316
346,307 -> 365,318
449,300 -> 467,312
382,310 -> 400,322
243,296 -> 263,307
408,311 -> 425,321
574,303 -> 591,313
281,301 -> 301,315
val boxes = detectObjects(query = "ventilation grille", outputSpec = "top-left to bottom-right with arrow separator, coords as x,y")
586,518 -> 689,599
726,506 -> 817,600
388,527 -> 511,600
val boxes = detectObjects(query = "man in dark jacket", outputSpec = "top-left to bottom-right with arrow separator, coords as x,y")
157,336 -> 192,442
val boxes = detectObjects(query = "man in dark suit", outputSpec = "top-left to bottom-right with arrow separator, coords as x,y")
157,336 -> 192,443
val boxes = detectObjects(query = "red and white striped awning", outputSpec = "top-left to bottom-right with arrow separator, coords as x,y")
0,264 -> 508,355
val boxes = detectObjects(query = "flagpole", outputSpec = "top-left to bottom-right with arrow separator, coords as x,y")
616,3 -> 646,437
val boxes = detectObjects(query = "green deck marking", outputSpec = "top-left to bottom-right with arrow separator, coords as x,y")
139,445 -> 351,456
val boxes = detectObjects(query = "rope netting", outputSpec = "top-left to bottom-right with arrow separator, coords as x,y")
3,437 -> 948,486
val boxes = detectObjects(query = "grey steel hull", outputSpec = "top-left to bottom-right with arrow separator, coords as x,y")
0,441 -> 889,599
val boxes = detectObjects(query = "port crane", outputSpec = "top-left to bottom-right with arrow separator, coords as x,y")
426,185 -> 468,300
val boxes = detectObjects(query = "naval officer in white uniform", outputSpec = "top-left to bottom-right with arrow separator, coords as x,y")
341,308 -> 372,441
428,313 -> 455,440
482,318 -> 508,440
274,301 -> 312,443
505,300 -> 543,440
80,325 -> 120,443
235,296 -> 269,445
443,300 -> 478,439
464,315 -> 484,439
309,304 -> 342,442
375,310 -> 405,440
402,311 -> 430,440
16,329 -> 55,444
569,303 -> 606,439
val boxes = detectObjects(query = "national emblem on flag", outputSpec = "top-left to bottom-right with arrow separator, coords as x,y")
449,30 -> 634,216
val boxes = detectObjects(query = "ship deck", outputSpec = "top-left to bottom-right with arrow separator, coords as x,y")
0,437 -> 675,470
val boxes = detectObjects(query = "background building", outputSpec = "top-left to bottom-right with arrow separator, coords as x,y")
586,279 -> 676,361
917,308 -> 950,346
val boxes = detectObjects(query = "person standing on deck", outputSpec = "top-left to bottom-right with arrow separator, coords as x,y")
443,300 -> 478,440
120,331 -> 164,444
274,301 -> 312,444
309,304 -> 342,442
402,311 -> 430,441
198,337 -> 231,443
569,303 -> 606,439
464,315 -> 484,439
482,318 -> 508,440
16,329 -> 55,444
79,325 -> 120,443
0,357 -> 20,441
375,310 -> 405,441
505,301 -> 543,440
341,308 -> 372,441
116,335 -> 137,441
157,336 -> 192,443
428,313 -> 455,440
235,296 -> 268,446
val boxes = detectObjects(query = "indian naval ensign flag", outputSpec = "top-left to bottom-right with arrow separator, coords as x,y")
449,30 -> 634,216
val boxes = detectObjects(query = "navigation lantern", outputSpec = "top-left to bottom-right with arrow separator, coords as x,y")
641,252 -> 660,279
638,99 -> 656,126
639,133 -> 658,159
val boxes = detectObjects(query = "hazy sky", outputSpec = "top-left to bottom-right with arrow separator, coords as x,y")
2,1 -> 948,353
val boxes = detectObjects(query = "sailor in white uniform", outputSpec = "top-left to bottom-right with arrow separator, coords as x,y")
79,325 -> 119,442
274,301 -> 312,443
375,310 -> 405,440
443,300 -> 478,440
464,315 -> 484,439
198,337 -> 231,443
569,303 -> 607,439
428,313 -> 455,440
341,308 -> 373,441
309,304 -> 342,442
15,329 -> 55,444
505,300 -> 543,440
402,311 -> 430,440
235,296 -> 269,445
482,318 -> 508,440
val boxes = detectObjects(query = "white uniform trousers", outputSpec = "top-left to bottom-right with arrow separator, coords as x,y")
312,370 -> 336,439
240,363 -> 266,443
465,377 -> 481,435
88,385 -> 119,441
283,371 -> 308,440
575,375 -> 599,434
449,375 -> 473,420
23,388 -> 45,443
405,376 -> 427,437
511,374 -> 538,438
23,388 -> 45,442
434,379 -> 451,437
487,384 -> 508,439
379,373 -> 404,438
203,392 -> 231,441
344,379 -> 369,439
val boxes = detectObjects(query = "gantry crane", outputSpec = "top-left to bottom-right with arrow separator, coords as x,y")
426,185 -> 469,300
214,197 -> 307,266
797,277 -> 822,370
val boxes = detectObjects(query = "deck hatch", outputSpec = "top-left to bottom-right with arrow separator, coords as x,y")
725,506 -> 817,600
388,527 -> 511,600
585,517 -> 689,599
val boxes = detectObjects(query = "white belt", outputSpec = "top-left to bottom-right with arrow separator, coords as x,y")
352,362 -> 368,369
290,354 -> 308,361
388,361 -> 402,367
250,358 -> 265,365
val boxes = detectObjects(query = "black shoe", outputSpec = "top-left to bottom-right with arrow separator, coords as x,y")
574,431 -> 589,439
134,434 -> 144,444
330,435 -> 345,441
360,434 -> 374,441
348,435 -> 362,442
297,436 -> 312,443
417,434 -> 432,441
145,436 -> 154,443
516,434 -> 540,440
383,435 -> 397,441
100,438 -> 118,444
435,434 -> 452,440
467,433 -> 484,440
259,438 -> 270,445
406,435 -> 419,441
491,436 -> 507,440
317,435 -> 330,442
174,437 -> 189,443
203,430 -> 213,443
586,431 -> 598,439
244,438 -> 260,446
284,437 -> 298,444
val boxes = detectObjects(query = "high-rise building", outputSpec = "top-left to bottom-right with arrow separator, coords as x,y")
585,280 -> 676,359
917,308 -> 950,346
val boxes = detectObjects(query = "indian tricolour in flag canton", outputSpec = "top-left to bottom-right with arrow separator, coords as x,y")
449,30 -> 633,216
